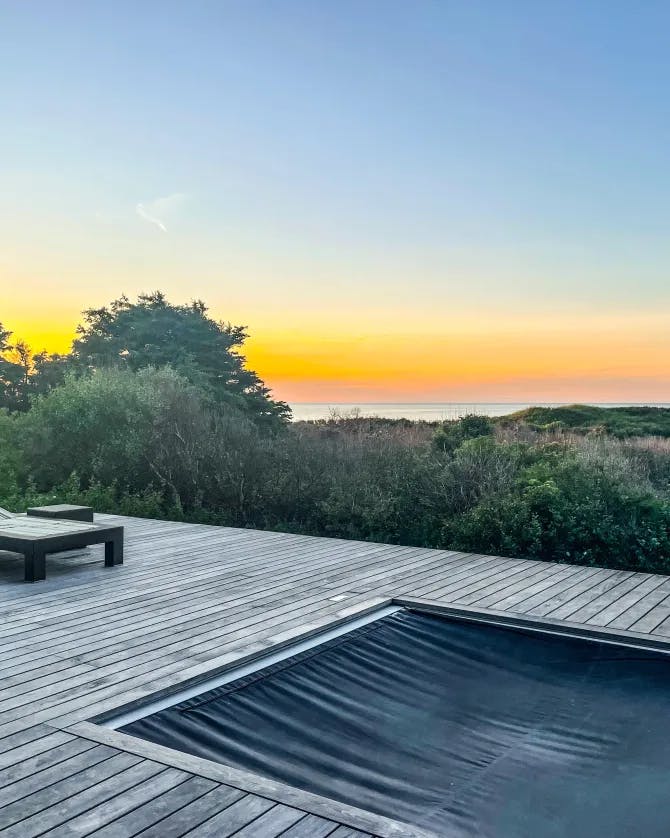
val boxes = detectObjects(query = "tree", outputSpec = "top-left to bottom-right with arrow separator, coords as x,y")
0,324 -> 30,412
31,351 -> 70,396
70,292 -> 290,428
0,324 -> 69,411
0,324 -> 10,354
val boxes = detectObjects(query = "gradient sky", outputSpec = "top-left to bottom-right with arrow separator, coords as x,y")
2,1 -> 670,402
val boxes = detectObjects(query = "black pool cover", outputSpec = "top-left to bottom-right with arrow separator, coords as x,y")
122,610 -> 670,836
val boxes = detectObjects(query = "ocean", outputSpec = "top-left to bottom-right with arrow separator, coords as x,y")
289,403 -> 670,422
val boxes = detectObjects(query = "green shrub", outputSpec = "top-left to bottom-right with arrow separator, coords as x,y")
445,453 -> 670,573
433,414 -> 493,454
17,366 -> 256,511
2,384 -> 670,575
501,405 -> 670,438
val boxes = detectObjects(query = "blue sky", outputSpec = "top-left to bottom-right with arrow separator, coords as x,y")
2,2 -> 669,400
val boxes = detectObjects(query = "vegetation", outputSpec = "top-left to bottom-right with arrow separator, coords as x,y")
0,292 -> 289,428
433,413 -> 493,453
2,296 -> 670,575
501,404 -> 670,438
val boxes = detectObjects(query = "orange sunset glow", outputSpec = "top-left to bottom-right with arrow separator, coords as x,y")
6,294 -> 669,404
3,2 -> 670,409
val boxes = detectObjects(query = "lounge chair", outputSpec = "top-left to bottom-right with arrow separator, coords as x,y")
0,511 -> 123,581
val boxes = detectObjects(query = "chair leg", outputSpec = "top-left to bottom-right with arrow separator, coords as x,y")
25,547 -> 46,582
105,536 -> 124,567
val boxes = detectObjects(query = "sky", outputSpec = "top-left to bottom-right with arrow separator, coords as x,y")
2,1 -> 670,403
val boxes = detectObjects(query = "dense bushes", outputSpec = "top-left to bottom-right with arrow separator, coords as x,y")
445,444 -> 670,571
502,404 -> 670,438
433,413 -> 493,453
0,293 -> 289,427
2,370 -> 670,574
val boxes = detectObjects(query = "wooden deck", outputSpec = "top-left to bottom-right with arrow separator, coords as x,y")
2,514 -> 670,837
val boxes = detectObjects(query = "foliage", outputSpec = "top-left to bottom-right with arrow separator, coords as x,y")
18,366 -> 256,512
444,445 -> 670,572
3,386 -> 670,573
2,304 -> 670,575
0,294 -> 289,429
71,292 -> 289,428
433,413 -> 494,454
501,404 -> 670,438
0,324 -> 31,412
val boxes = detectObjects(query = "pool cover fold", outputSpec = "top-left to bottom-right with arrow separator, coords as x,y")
121,609 -> 670,836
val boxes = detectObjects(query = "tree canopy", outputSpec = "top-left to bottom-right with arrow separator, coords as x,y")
1,293 -> 290,427
0,323 -> 30,412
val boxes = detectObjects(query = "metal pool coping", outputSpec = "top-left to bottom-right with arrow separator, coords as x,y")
100,603 -> 402,730
63,595 -> 670,838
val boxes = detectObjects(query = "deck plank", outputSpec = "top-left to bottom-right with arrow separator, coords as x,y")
180,794 -> 275,836
280,813 -> 343,837
564,573 -> 652,623
228,804 -> 306,837
0,750 -> 141,832
0,738 -> 96,792
0,729 -> 74,768
136,786 -> 246,837
87,775 -> 219,838
2,513 -> 670,837
607,578 -> 670,630
473,562 -> 580,609
47,767 -> 190,837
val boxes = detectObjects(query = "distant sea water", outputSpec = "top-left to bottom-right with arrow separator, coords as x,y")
289,403 -> 670,422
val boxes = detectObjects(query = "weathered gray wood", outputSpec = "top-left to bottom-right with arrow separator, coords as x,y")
87,775 -> 219,838
481,562 -> 584,610
0,598 -> 394,726
0,744 -> 119,809
522,568 -> 620,616
608,578 -> 670,630
180,794 -> 275,836
2,513 -> 670,837
504,565 -> 602,612
0,537 -> 416,649
0,762 -> 163,837
0,737 -> 95,791
570,574 -> 656,624
66,717 -> 426,838
48,767 -> 189,836
406,553 -> 504,597
629,590 -> 670,633
0,527 -> 383,615
228,804 -> 305,837
0,749 -> 138,831
539,570 -> 633,619
137,786 -> 246,837
27,504 -> 94,522
0,556 -> 462,722
459,561 -> 569,607
447,560 -> 553,604
414,556 -> 526,601
0,542 -> 411,657
0,729 -> 73,768
0,724 -> 65,754
280,813 -> 342,837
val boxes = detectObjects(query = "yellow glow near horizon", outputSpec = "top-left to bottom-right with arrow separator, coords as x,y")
7,297 -> 669,403
4,2 -> 670,408
244,314 -> 670,402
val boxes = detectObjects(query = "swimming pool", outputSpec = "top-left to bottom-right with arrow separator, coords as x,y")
107,606 -> 670,837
